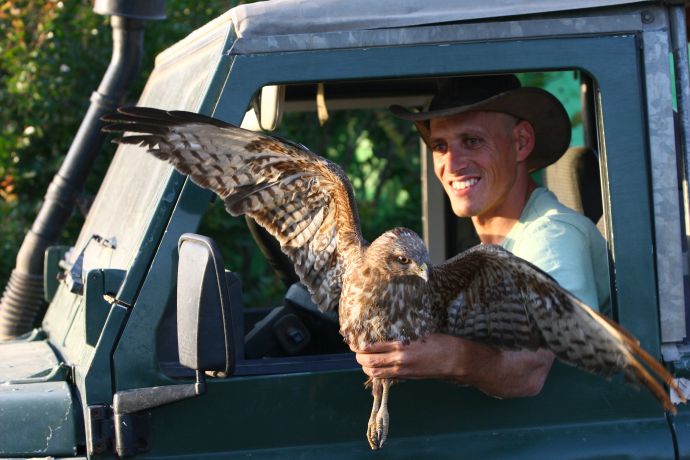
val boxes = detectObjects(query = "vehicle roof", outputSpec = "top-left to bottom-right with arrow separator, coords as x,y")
157,0 -> 658,59
229,0 -> 650,38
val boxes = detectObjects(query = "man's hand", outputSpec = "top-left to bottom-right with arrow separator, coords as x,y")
352,333 -> 555,398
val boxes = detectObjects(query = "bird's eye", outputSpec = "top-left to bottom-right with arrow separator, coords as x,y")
397,256 -> 411,265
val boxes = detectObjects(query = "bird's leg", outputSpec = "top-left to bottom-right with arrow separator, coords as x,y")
366,378 -> 383,449
374,378 -> 392,449
366,378 -> 392,449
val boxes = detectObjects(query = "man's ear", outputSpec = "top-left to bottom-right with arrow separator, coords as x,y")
514,120 -> 536,162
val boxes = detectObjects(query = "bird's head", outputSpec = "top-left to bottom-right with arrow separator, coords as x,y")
368,228 -> 431,283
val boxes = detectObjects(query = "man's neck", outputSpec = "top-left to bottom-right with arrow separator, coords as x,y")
472,179 -> 537,245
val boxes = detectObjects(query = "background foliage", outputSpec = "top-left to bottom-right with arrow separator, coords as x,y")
0,1 -> 581,308
0,0 -> 242,293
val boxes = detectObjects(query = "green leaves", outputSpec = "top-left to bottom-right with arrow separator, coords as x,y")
0,1 -> 107,277
0,0 -> 242,286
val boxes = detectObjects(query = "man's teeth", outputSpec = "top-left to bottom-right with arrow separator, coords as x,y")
452,178 -> 479,190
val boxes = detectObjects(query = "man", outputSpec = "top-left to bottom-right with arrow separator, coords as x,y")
353,75 -> 611,398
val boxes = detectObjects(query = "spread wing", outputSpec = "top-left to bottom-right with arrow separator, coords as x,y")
429,244 -> 685,413
103,106 -> 365,312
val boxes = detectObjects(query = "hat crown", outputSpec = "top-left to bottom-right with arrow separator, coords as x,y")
430,75 -> 521,111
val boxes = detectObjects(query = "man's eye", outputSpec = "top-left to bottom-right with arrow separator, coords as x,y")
431,142 -> 447,154
397,256 -> 411,265
464,137 -> 482,148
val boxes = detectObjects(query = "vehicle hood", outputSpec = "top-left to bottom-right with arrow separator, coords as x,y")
0,338 -> 78,457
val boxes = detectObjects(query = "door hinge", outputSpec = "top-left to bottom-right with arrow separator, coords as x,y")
85,375 -> 205,457
85,404 -> 114,456
86,403 -> 152,457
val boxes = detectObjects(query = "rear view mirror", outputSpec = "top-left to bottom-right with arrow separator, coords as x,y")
259,85 -> 285,131
241,85 -> 286,132
177,233 -> 236,376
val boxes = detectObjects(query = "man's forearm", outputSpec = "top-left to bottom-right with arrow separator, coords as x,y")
354,333 -> 555,398
453,340 -> 555,398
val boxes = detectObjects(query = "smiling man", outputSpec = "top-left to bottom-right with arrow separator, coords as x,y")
352,75 -> 611,398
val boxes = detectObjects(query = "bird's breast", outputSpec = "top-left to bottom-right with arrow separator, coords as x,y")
339,274 -> 436,349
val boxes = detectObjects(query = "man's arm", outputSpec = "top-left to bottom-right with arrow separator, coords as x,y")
353,333 -> 554,398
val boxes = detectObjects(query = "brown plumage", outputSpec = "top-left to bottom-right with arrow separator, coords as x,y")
103,107 -> 686,450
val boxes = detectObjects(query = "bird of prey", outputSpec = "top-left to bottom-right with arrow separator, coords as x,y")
103,107 -> 686,450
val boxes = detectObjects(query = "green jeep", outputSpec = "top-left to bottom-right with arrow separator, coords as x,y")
1,0 -> 690,458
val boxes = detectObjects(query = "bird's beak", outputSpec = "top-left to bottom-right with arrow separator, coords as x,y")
418,263 -> 429,282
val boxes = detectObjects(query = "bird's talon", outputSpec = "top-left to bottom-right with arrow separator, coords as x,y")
374,407 -> 389,448
367,423 -> 380,450
366,414 -> 389,449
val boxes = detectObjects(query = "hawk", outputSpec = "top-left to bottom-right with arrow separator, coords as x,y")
104,107 -> 686,450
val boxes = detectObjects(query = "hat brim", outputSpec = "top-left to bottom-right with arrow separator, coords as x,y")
390,87 -> 571,172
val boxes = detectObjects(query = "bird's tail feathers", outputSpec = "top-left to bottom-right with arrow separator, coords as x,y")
585,308 -> 686,413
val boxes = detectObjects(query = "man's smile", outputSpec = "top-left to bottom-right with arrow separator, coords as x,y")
451,177 -> 480,191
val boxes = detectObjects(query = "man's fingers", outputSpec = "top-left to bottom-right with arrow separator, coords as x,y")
361,365 -> 399,379
351,340 -> 404,353
355,350 -> 400,368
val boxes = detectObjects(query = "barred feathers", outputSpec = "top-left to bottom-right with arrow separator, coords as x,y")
103,107 -> 363,313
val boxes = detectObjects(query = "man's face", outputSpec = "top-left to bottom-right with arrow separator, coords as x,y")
429,111 -> 529,219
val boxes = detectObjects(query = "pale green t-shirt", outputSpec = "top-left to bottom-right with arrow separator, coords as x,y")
500,187 -> 612,315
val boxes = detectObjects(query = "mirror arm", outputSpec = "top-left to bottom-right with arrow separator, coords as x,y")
112,370 -> 206,457
113,370 -> 206,414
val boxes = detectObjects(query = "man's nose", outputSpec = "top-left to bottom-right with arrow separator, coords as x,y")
447,145 -> 468,173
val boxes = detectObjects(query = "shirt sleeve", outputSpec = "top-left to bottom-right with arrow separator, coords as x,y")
510,218 -> 600,311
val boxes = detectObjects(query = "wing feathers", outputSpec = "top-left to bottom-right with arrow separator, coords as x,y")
103,106 -> 364,312
579,305 -> 686,411
432,244 -> 686,413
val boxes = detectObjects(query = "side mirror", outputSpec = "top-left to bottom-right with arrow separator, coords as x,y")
177,233 -> 236,376
109,234 -> 239,457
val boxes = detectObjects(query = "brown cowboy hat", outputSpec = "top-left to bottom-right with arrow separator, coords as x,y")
390,74 -> 571,171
